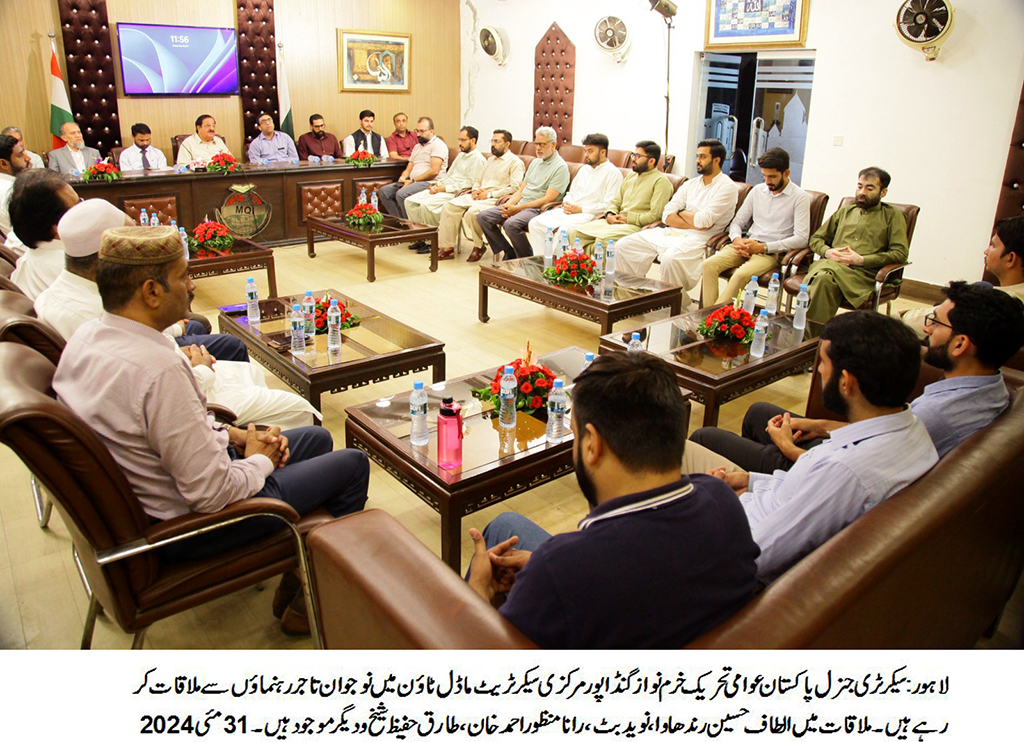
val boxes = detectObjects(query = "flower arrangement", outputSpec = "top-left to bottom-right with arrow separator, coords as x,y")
311,296 -> 359,335
698,305 -> 756,344
187,220 -> 235,257
206,153 -> 240,174
82,160 -> 121,183
471,341 -> 558,416
543,248 -> 601,288
346,202 -> 384,228
344,150 -> 377,168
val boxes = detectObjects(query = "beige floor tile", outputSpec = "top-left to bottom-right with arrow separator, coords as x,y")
0,563 -> 26,649
13,551 -> 85,649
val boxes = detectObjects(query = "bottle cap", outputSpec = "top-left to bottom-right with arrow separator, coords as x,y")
247,277 -> 254,282
292,303 -> 301,311
553,379 -> 563,388
771,272 -> 779,279
330,298 -> 338,306
760,309 -> 768,316
504,365 -> 514,374
632,332 -> 640,340
800,283 -> 808,290
305,290 -> 313,296
442,396 -> 453,405
585,352 -> 594,361
413,380 -> 424,390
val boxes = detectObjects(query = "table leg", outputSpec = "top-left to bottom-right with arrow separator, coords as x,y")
367,245 -> 376,283
669,290 -> 683,316
600,313 -> 613,335
306,229 -> 317,258
266,258 -> 278,298
429,236 -> 438,273
439,500 -> 462,573
478,276 -> 490,323
701,391 -> 720,428
432,353 -> 446,384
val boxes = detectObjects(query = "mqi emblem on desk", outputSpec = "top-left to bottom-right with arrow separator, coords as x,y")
215,183 -> 272,238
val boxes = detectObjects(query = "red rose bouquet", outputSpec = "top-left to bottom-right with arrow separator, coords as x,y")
543,247 -> 601,288
311,296 -> 359,335
187,219 -> 235,257
206,153 -> 240,174
346,202 -> 384,228
81,160 -> 121,183
471,341 -> 558,416
344,150 -> 377,168
698,305 -> 756,344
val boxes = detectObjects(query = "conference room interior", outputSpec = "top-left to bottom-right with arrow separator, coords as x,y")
0,0 -> 1022,649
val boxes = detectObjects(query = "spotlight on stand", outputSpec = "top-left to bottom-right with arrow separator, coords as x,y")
649,0 -> 678,18
649,0 -> 677,171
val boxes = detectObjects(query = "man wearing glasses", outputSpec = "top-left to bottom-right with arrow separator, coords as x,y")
476,126 -> 569,260
297,114 -> 343,161
378,117 -> 448,221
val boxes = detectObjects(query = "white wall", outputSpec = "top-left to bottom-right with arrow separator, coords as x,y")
461,0 -> 1024,288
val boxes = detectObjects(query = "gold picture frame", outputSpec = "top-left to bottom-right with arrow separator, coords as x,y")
338,30 -> 411,93
705,0 -> 810,51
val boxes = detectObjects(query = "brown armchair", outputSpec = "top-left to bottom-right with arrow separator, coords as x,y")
0,343 -> 334,649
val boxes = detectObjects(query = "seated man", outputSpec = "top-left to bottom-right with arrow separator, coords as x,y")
37,200 -> 319,429
9,169 -> 78,300
466,351 -> 760,649
47,122 -> 101,175
341,109 -> 388,159
378,117 -> 447,220
804,166 -> 909,324
176,114 -> 231,166
404,126 -> 486,237
436,129 -> 524,261
706,312 -> 938,583
567,140 -> 672,252
1,126 -> 45,169
119,123 -> 168,171
246,114 -> 298,163
476,126 -> 569,260
701,147 -> 810,305
53,225 -> 369,634
690,282 -> 1024,475
0,133 -> 32,256
296,113 -> 343,161
615,139 -> 737,290
385,112 -> 418,161
526,132 -> 623,255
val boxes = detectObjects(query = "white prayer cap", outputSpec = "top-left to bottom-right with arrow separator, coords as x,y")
57,199 -> 130,258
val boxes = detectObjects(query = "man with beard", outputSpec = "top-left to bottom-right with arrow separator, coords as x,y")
0,134 -> 32,255
701,147 -> 810,305
464,351 -> 760,649
706,311 -> 937,583
436,129 -> 524,261
404,126 -> 486,235
297,114 -> 343,161
0,126 -> 45,169
613,139 -> 738,290
804,167 -> 909,324
525,132 -> 623,255
568,140 -> 672,252
47,122 -> 101,176
377,116 -> 448,220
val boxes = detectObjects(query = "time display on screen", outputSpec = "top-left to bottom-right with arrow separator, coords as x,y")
170,35 -> 189,44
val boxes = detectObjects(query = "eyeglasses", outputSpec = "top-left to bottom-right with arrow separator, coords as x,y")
415,128 -> 431,134
923,311 -> 954,330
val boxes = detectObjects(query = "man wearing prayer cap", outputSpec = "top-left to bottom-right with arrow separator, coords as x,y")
37,202 -> 322,430
53,225 -> 369,636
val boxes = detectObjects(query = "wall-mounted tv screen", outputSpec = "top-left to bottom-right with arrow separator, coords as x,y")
117,23 -> 240,95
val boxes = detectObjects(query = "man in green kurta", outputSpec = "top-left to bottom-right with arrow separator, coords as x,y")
568,141 -> 673,251
804,167 -> 909,324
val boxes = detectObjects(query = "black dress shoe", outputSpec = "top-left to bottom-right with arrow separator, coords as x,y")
407,240 -> 425,251
415,245 -> 432,254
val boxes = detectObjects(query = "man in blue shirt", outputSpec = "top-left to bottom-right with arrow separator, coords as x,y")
247,114 -> 298,163
465,351 -> 759,649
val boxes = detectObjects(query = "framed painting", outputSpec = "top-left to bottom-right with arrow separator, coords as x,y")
338,30 -> 411,93
705,0 -> 810,51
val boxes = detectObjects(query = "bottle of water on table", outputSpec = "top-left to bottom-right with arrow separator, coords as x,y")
498,365 -> 517,428
742,275 -> 758,314
245,278 -> 260,324
139,208 -> 148,227
409,379 -> 429,446
179,227 -> 189,258
604,239 -> 616,281
627,331 -> 643,354
359,187 -> 367,205
765,272 -> 780,317
302,291 -> 316,339
545,379 -> 566,443
793,283 -> 810,330
593,241 -> 604,273
555,229 -> 568,258
149,212 -> 159,227
543,227 -> 554,267
750,309 -> 769,358
290,303 -> 305,355
327,298 -> 342,351
581,351 -> 594,372
370,188 -> 379,211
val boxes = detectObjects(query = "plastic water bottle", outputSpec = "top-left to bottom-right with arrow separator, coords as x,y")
139,208 -> 148,227
545,379 -> 566,443
581,351 -> 595,372
327,298 -> 342,351
149,212 -> 159,227
605,239 -> 616,280
359,187 -> 367,205
543,227 -> 554,267
498,365 -> 517,428
289,303 -> 305,355
766,272 -> 781,317
556,230 -> 568,258
302,291 -> 316,338
245,278 -> 260,324
742,275 -> 758,314
593,241 -> 605,273
178,227 -> 189,257
370,188 -> 379,211
627,331 -> 643,354
169,220 -> 177,230
572,237 -> 582,254
750,309 -> 769,358
409,379 -> 429,446
793,283 -> 810,330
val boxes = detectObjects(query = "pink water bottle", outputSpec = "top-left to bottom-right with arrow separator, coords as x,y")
437,396 -> 463,469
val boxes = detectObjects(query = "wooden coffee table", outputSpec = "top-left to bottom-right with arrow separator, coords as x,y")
217,290 -> 445,412
600,305 -> 823,427
188,237 -> 278,296
479,256 -> 684,334
306,215 -> 438,282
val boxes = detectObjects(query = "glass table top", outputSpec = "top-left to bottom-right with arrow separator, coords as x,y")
219,290 -> 440,371
310,215 -> 428,236
489,256 -> 679,306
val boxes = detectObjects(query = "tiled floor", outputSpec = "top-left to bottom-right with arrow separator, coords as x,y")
0,239 -> 1019,649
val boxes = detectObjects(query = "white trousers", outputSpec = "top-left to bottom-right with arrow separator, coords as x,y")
207,360 -> 321,429
404,190 -> 455,227
614,227 -> 715,290
526,210 -> 600,255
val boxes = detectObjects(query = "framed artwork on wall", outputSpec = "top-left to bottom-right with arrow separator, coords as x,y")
705,0 -> 810,50
338,30 -> 411,93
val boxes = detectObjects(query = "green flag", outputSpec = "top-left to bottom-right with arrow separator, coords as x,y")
278,45 -> 293,139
